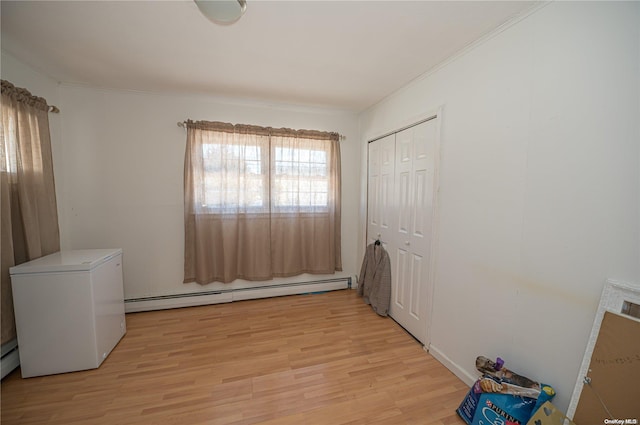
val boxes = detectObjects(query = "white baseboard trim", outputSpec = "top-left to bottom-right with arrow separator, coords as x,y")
427,344 -> 477,387
1,347 -> 20,379
125,279 -> 350,313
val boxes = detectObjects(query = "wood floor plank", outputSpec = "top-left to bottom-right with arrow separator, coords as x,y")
1,290 -> 468,424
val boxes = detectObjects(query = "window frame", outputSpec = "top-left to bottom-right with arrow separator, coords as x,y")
196,134 -> 333,215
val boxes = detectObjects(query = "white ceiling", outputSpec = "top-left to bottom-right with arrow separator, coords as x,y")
1,1 -> 537,111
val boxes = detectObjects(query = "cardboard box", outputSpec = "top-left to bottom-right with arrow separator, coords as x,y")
526,402 -> 576,425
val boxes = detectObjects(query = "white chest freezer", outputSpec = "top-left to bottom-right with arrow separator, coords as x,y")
10,249 -> 126,378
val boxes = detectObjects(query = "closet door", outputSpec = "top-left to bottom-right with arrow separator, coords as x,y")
367,134 -> 395,249
388,119 -> 438,344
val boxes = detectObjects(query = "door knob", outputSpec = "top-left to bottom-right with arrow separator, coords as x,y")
405,241 -> 410,246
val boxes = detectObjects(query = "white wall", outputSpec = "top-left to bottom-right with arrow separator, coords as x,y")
57,85 -> 361,300
359,1 -> 640,412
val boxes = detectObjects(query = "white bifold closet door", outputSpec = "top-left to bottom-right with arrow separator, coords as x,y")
367,118 -> 438,345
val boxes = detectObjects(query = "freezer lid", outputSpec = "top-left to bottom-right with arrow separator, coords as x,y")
9,249 -> 122,275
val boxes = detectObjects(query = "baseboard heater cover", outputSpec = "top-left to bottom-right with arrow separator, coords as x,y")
125,277 -> 352,313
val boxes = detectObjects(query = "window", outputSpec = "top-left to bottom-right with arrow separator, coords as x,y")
195,129 -> 333,214
183,121 -> 342,284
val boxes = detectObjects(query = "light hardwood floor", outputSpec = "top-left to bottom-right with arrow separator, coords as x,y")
1,290 -> 469,424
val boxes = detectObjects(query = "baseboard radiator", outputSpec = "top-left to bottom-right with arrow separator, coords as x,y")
125,277 -> 352,313
1,339 -> 20,379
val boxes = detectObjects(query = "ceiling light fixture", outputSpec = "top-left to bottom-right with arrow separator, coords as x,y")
194,0 -> 247,25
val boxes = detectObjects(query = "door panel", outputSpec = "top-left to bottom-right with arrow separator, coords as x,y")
369,175 -> 379,227
413,170 -> 427,237
381,173 -> 392,230
410,253 -> 423,319
380,138 -> 395,236
398,171 -> 410,234
394,247 -> 408,308
367,142 -> 379,229
397,135 -> 411,163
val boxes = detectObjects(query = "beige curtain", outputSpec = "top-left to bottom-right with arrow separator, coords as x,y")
184,120 -> 341,284
1,80 -> 60,345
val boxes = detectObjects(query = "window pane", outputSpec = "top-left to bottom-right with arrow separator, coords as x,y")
201,142 -> 267,212
273,143 -> 329,210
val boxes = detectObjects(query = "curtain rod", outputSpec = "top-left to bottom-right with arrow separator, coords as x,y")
1,80 -> 60,113
177,121 -> 345,141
